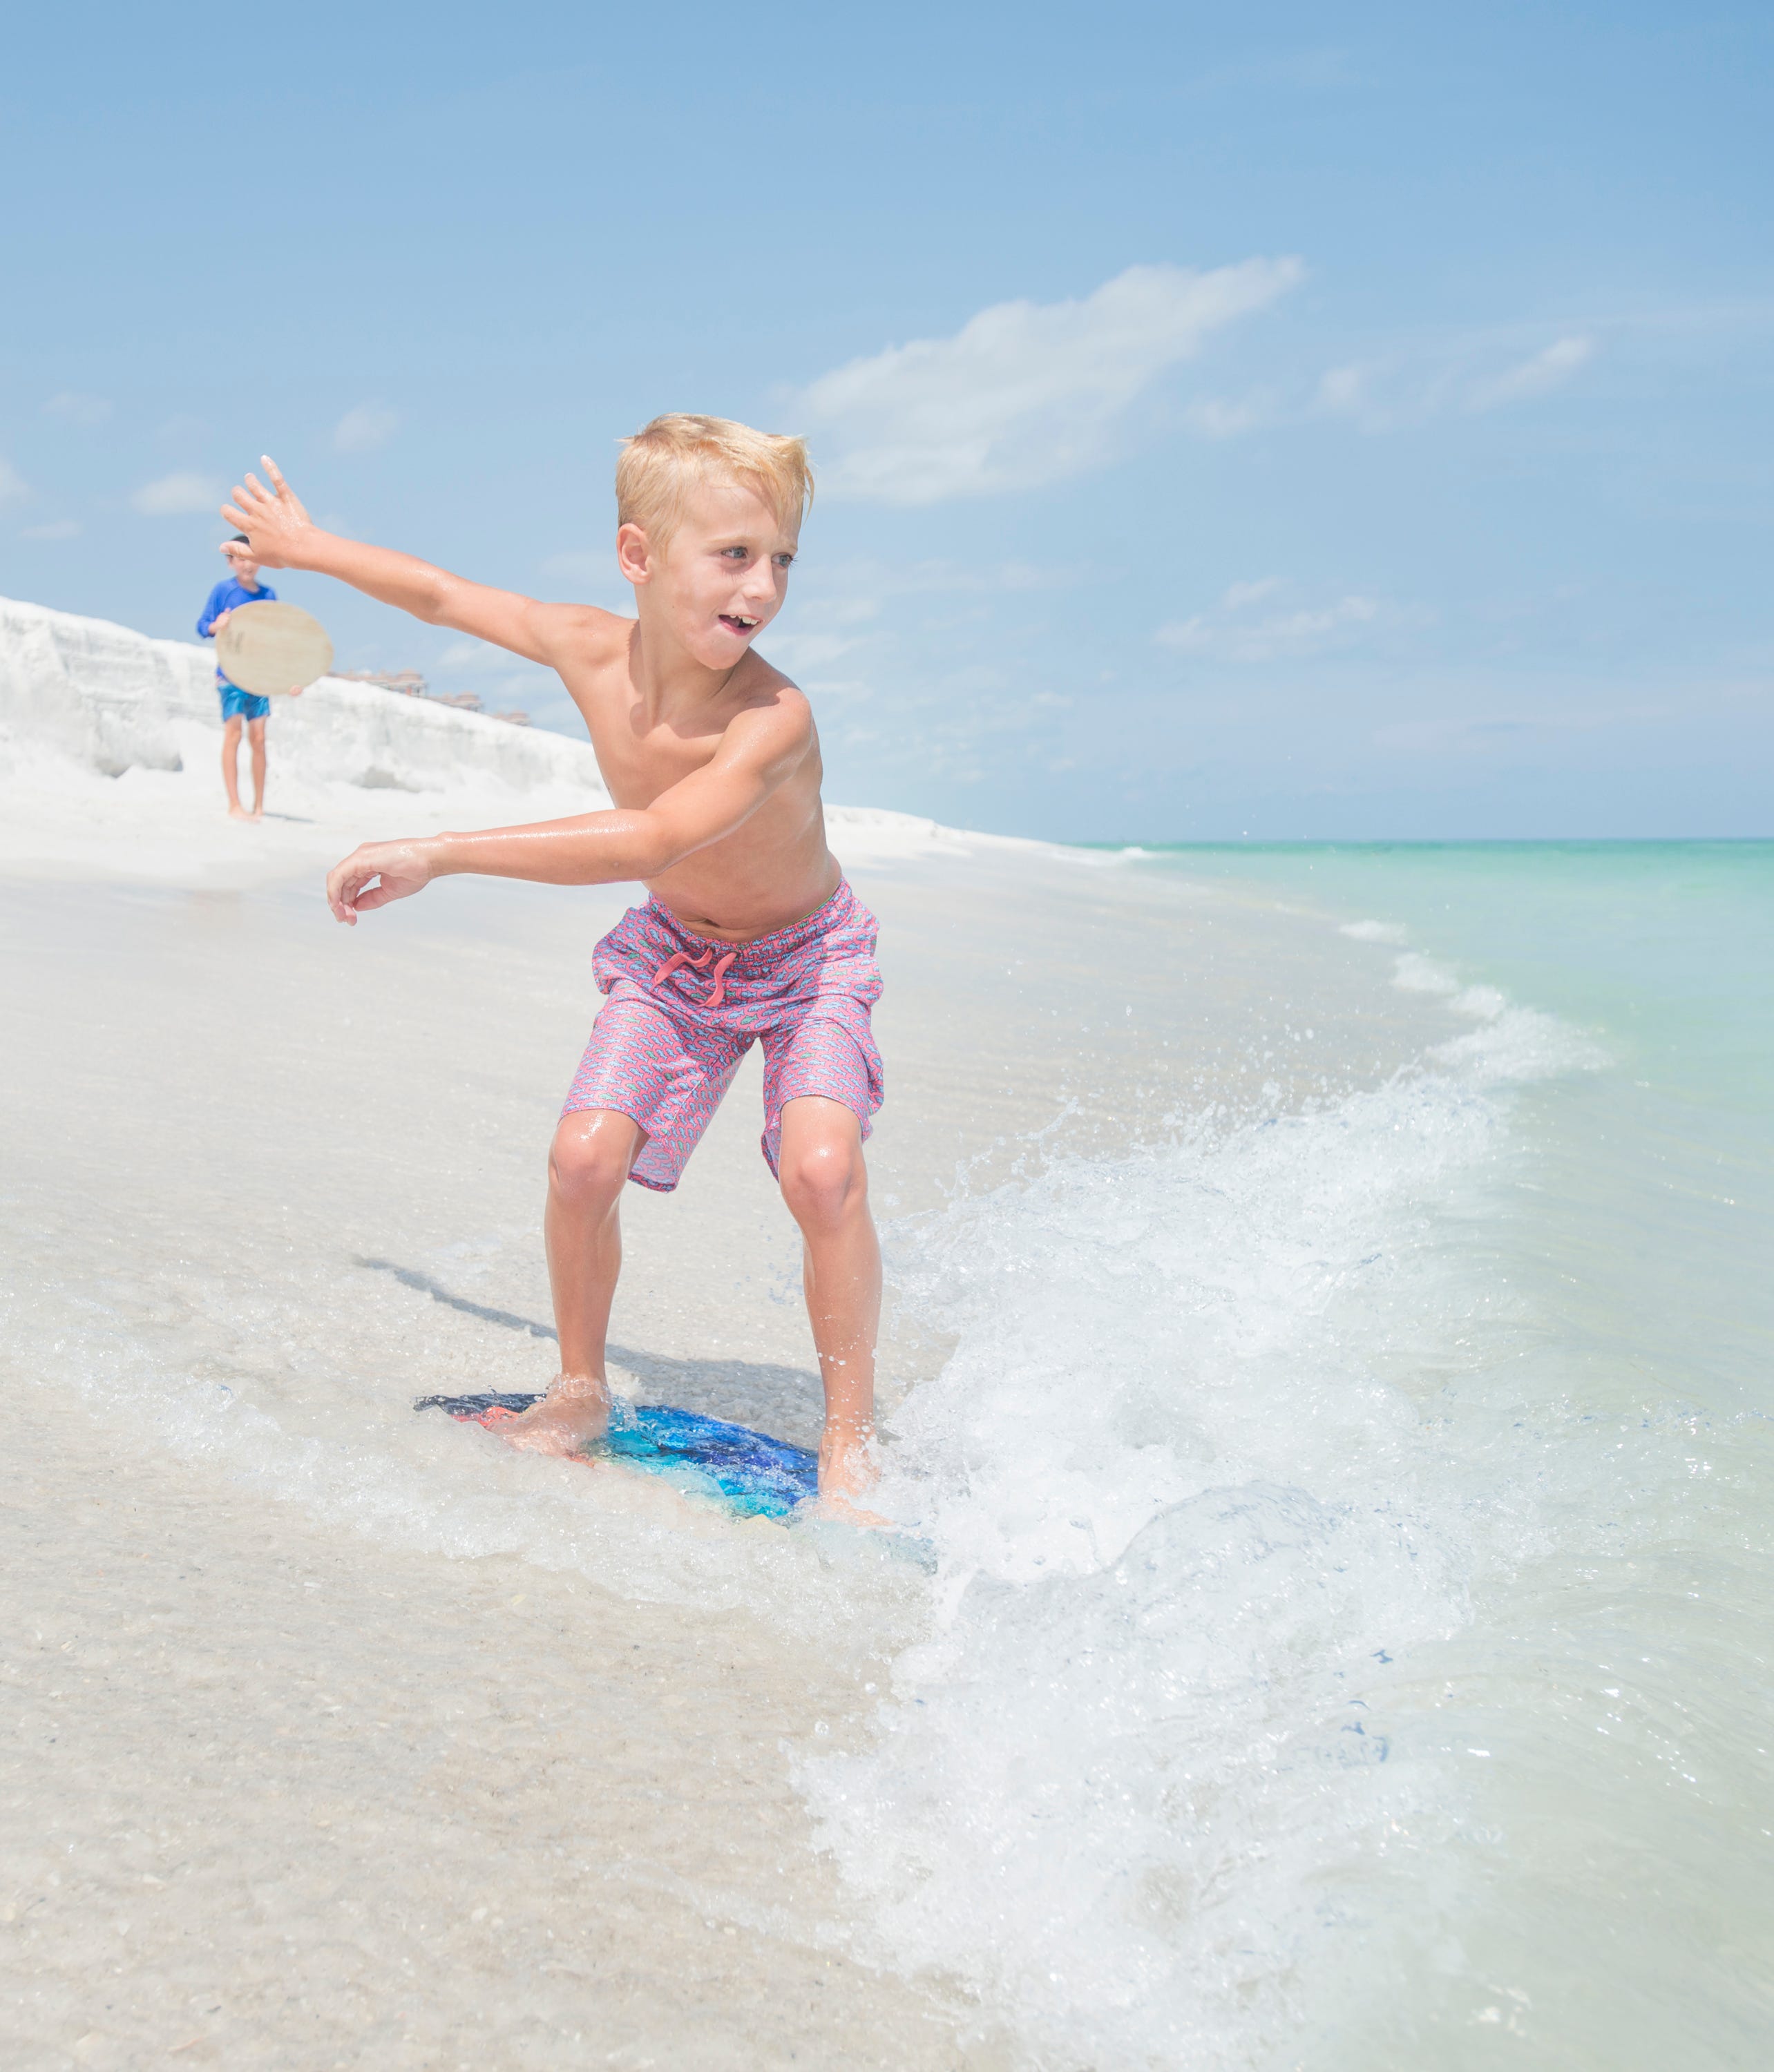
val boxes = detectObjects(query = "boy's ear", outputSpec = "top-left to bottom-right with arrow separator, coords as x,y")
616,521 -> 654,586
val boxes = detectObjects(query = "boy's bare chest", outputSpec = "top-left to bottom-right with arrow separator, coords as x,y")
574,685 -> 723,810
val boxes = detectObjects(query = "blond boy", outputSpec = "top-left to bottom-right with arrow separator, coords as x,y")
221,419 -> 884,1517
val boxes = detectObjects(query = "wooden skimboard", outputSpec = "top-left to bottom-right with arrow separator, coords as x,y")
416,1391 -> 819,1519
215,599 -> 334,695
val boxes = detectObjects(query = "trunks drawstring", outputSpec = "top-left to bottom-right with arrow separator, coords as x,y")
650,945 -> 738,1008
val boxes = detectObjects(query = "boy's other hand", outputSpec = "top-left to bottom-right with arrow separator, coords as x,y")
326,837 -> 438,925
209,607 -> 233,634
221,456 -> 316,570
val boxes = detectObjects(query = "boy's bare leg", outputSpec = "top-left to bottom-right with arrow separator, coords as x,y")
246,716 -> 268,819
220,716 -> 249,819
495,1107 -> 642,1458
777,1097 -> 884,1519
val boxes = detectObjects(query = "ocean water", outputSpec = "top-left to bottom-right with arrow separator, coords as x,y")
805,842 -> 1773,2069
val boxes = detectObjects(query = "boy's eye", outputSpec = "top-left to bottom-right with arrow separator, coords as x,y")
773,553 -> 795,568
721,546 -> 749,560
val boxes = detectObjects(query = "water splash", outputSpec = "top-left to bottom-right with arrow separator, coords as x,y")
802,1006 -> 1609,2066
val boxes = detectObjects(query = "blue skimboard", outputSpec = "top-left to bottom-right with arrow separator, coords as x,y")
415,1391 -> 819,1520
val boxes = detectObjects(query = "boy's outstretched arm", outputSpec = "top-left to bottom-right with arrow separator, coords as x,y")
220,457 -> 598,667
324,697 -> 812,923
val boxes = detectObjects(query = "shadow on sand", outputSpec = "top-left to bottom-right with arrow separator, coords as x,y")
355,1255 -> 823,1434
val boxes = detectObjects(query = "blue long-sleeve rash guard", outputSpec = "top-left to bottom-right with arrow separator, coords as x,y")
198,574 -> 278,682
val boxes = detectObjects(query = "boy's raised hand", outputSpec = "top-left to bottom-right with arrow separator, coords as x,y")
220,457 -> 316,570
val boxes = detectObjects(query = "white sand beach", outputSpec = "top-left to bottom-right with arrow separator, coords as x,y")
14,599 -> 1762,2071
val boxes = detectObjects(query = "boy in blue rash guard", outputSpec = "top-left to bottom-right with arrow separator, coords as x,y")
198,533 -> 303,819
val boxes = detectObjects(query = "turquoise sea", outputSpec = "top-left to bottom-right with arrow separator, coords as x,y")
1133,840 -> 1774,2060
1139,840 -> 1774,1420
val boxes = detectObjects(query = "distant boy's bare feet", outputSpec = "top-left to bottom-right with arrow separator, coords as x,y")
228,803 -> 252,821
493,1373 -> 611,1457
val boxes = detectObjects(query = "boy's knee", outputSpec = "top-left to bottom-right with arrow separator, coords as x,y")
549,1112 -> 633,1209
780,1133 -> 866,1229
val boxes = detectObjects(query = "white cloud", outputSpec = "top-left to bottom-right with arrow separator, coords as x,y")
23,518 -> 81,541
762,631 -> 866,675
333,403 -> 400,453
131,470 -> 222,517
765,555 -> 1067,687
796,258 -> 1304,503
44,390 -> 111,429
1157,579 -> 1382,662
792,595 -> 882,630
1315,363 -> 1369,417
1318,334 -> 1598,429
437,639 -> 511,673
432,637 -> 562,695
0,459 -> 29,508
1463,336 -> 1595,412
1183,393 -> 1277,439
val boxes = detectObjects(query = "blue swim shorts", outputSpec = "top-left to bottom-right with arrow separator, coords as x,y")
218,682 -> 271,722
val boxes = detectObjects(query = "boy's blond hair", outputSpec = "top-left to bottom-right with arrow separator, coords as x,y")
616,414 -> 813,547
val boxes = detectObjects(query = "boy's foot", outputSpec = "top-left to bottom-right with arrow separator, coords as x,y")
813,1433 -> 889,1528
227,804 -> 251,821
812,1490 -> 892,1528
491,1374 -> 611,1458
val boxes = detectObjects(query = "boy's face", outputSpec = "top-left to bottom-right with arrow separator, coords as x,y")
620,477 -> 797,671
222,541 -> 262,584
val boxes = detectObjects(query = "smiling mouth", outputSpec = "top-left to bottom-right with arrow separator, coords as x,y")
718,614 -> 760,635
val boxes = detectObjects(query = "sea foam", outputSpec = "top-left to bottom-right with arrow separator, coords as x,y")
802,999 -> 1607,2066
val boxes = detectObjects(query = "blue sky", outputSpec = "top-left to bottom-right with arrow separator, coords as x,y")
3,1 -> 1769,840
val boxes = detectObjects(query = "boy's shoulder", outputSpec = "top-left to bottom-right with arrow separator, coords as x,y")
723,655 -> 814,755
542,600 -> 634,668
738,647 -> 806,711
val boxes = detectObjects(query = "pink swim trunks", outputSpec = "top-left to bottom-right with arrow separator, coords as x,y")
561,879 -> 884,1193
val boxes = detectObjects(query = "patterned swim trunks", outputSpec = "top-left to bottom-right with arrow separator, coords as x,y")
561,879 -> 884,1193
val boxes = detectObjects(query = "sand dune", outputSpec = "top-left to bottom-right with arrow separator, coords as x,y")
0,595 -> 1033,887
